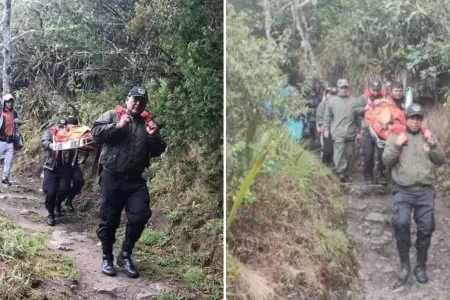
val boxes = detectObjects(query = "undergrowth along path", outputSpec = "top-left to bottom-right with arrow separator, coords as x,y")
0,180 -> 193,300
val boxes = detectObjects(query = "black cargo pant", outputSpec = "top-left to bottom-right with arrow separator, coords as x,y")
392,184 -> 436,263
66,165 -> 85,201
42,166 -> 72,215
362,127 -> 385,180
97,169 -> 152,257
320,132 -> 333,165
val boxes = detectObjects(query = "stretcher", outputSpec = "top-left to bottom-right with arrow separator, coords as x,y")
51,138 -> 95,151
368,124 -> 386,149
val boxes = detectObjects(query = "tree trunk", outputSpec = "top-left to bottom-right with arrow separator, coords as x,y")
2,0 -> 12,95
263,0 -> 272,40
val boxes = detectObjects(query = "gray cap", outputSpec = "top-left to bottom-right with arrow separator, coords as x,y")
406,103 -> 425,118
337,79 -> 349,88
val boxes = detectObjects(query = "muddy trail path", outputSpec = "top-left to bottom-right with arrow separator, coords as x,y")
0,178 -> 186,300
346,179 -> 450,300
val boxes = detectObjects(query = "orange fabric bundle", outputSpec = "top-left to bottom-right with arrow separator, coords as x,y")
364,98 -> 406,140
51,125 -> 93,143
115,106 -> 153,126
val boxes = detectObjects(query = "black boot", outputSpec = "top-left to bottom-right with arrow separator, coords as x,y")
54,205 -> 65,217
2,179 -> 11,186
117,252 -> 139,278
46,214 -> 56,226
414,248 -> 428,283
101,255 -> 116,277
397,251 -> 410,283
65,196 -> 75,212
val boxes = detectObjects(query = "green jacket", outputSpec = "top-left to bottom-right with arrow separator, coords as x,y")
323,95 -> 361,140
316,100 -> 328,127
383,132 -> 445,187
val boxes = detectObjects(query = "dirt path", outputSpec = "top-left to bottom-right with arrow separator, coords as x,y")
0,180 -> 181,300
346,180 -> 450,300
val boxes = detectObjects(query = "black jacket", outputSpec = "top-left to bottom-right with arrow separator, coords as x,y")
91,110 -> 166,177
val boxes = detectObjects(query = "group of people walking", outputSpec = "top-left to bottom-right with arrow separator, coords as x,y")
316,78 -> 444,284
39,86 -> 166,278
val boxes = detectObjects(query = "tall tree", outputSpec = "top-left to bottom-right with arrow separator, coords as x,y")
2,0 -> 11,94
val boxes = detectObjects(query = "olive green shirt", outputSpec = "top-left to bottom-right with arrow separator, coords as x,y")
316,100 -> 328,127
383,132 -> 445,187
323,95 -> 361,140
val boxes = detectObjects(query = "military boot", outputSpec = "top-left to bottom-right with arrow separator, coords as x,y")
397,251 -> 410,283
65,196 -> 75,212
55,204 -> 65,217
46,214 -> 56,226
101,255 -> 116,276
414,248 -> 428,284
117,252 -> 139,278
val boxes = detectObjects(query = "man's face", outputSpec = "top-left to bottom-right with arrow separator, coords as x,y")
4,100 -> 13,110
370,88 -> 381,97
338,87 -> 349,96
391,88 -> 403,100
406,115 -> 422,132
126,96 -> 147,116
326,93 -> 334,101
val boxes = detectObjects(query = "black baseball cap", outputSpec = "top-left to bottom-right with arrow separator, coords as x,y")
67,116 -> 79,125
128,86 -> 148,101
406,104 -> 425,118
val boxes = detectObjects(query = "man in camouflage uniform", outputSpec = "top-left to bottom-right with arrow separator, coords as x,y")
323,79 -> 361,182
383,103 -> 444,284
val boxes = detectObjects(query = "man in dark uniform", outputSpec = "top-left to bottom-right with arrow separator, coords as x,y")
41,117 -> 72,225
91,86 -> 166,278
383,103 -> 444,284
62,116 -> 85,212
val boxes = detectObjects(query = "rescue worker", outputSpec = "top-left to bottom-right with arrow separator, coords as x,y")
383,103 -> 444,284
91,86 -> 166,278
323,79 -> 361,182
386,81 -> 405,109
62,116 -> 85,212
41,117 -> 72,225
0,93 -> 22,186
357,81 -> 386,185
316,87 -> 337,166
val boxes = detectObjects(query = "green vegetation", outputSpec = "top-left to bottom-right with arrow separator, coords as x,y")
4,0 -> 222,298
0,216 -> 76,300
226,2 -> 357,299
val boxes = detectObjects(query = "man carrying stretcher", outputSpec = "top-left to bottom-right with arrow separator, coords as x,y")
361,82 -> 406,185
41,116 -> 95,225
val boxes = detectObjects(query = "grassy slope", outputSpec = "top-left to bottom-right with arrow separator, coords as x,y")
0,215 -> 76,300
227,127 -> 358,300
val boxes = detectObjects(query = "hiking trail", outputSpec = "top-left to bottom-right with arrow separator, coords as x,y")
0,176 -> 191,300
346,179 -> 450,300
